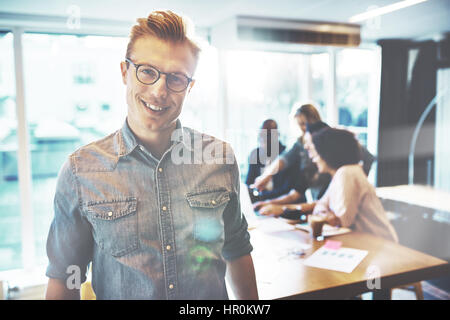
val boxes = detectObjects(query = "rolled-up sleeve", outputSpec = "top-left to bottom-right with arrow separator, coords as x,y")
222,159 -> 253,261
46,157 -> 93,283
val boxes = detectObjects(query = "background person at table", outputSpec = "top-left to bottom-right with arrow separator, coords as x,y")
303,127 -> 375,180
245,119 -> 297,202
256,121 -> 376,217
310,128 -> 398,242
256,121 -> 332,216
251,104 -> 324,209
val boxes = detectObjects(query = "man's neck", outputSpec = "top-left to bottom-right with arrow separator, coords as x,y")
141,133 -> 172,160
131,122 -> 176,160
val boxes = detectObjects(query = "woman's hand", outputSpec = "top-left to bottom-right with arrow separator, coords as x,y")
314,210 -> 341,227
258,204 -> 285,216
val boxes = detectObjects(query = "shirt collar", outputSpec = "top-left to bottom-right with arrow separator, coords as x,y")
118,118 -> 193,158
119,119 -> 139,158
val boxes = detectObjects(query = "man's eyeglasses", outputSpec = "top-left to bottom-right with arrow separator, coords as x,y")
125,58 -> 193,93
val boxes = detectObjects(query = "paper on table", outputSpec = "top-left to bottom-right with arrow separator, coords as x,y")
303,246 -> 368,273
250,229 -> 312,284
295,223 -> 352,237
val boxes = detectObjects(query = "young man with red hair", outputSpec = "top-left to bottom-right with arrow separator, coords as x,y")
45,10 -> 258,300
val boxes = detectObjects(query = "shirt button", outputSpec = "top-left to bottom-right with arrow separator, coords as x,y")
162,206 -> 167,211
158,168 -> 163,173
139,145 -> 144,151
166,245 -> 171,251
169,284 -> 174,290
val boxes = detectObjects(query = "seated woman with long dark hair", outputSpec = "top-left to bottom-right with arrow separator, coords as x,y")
310,128 -> 398,242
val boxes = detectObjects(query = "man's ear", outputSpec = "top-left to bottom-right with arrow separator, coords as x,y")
120,61 -> 128,85
187,79 -> 195,94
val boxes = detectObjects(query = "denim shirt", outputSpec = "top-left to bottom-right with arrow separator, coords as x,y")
46,119 -> 253,300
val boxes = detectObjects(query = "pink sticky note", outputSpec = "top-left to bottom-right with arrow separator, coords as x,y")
324,240 -> 342,250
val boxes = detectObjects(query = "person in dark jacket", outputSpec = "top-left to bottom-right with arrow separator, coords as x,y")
251,104 -> 323,210
246,119 -> 297,202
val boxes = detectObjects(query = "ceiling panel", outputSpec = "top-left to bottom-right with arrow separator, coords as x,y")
0,0 -> 449,41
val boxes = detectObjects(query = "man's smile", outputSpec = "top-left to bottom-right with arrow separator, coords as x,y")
139,97 -> 168,113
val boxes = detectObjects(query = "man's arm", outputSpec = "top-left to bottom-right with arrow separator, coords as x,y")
251,158 -> 285,191
283,201 -> 316,213
266,189 -> 302,205
226,254 -> 258,300
46,278 -> 80,300
45,159 -> 93,299
258,201 -> 317,216
252,140 -> 304,191
252,189 -> 301,211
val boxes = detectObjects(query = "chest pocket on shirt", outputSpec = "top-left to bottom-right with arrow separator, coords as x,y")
186,188 -> 230,243
86,197 -> 139,257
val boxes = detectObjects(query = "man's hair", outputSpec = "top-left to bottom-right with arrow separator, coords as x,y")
261,119 -> 278,130
294,104 -> 321,123
312,128 -> 361,170
306,121 -> 329,134
125,10 -> 201,60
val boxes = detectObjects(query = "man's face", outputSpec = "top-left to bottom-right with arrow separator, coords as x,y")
304,132 -> 317,158
120,36 -> 197,135
295,114 -> 307,134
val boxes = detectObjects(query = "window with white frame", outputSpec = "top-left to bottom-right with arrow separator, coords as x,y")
223,48 -> 380,183
179,44 -> 220,138
225,50 -> 309,180
0,31 -> 22,272
310,52 -> 329,121
336,48 -> 380,148
21,33 -> 129,267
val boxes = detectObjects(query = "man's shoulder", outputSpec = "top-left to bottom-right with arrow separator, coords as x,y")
182,126 -> 236,165
183,126 -> 233,150
68,130 -> 121,173
285,139 -> 303,153
183,126 -> 224,142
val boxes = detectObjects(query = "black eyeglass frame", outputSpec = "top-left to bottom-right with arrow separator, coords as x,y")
125,58 -> 193,93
